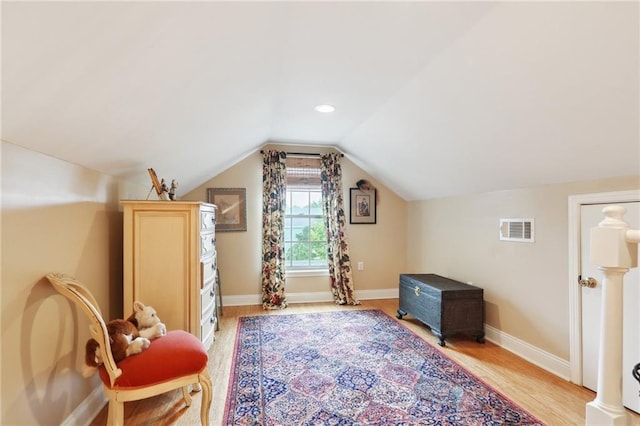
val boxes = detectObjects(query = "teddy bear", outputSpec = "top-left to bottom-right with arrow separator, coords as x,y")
83,301 -> 166,377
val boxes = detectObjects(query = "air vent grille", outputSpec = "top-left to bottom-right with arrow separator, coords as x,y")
500,218 -> 535,242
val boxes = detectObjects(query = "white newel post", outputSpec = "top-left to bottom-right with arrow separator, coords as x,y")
586,205 -> 639,426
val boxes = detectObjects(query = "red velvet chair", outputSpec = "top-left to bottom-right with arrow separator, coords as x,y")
46,272 -> 212,425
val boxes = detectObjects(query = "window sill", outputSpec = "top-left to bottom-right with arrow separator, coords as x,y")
286,269 -> 329,278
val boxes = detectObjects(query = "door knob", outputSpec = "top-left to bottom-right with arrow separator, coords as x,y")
579,276 -> 597,288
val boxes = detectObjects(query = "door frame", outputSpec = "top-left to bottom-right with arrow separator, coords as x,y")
568,189 -> 640,384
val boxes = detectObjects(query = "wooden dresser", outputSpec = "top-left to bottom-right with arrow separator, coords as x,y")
122,200 -> 218,350
397,274 -> 484,346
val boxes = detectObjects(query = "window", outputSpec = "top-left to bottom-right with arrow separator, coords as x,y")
284,157 -> 328,270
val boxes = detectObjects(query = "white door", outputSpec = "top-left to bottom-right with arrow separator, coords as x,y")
581,202 -> 640,412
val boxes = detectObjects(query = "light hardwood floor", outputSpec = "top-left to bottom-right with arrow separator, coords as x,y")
90,299 -> 640,425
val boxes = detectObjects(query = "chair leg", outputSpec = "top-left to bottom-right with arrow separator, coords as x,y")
199,373 -> 212,426
182,385 -> 192,406
107,398 -> 124,426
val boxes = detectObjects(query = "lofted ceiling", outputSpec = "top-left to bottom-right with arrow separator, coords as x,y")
2,1 -> 638,201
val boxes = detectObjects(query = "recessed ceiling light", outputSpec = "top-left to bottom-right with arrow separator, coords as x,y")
314,104 -> 335,113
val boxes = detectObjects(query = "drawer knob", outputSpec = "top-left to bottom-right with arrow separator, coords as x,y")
414,286 -> 421,297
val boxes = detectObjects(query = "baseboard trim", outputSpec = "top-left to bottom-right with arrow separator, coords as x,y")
484,324 -> 571,381
222,293 -> 262,306
222,288 -> 400,307
357,288 -> 400,300
62,385 -> 106,426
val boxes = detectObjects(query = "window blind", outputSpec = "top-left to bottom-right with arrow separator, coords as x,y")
286,157 -> 321,189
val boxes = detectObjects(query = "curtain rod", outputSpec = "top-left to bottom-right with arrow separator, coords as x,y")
259,150 -> 344,157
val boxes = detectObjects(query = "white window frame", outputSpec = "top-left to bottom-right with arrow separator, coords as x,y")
284,188 -> 328,273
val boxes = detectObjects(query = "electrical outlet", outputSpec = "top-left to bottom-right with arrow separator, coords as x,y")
357,261 -> 364,271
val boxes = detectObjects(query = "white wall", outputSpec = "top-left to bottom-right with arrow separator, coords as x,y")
184,145 -> 408,302
0,141 -> 146,425
406,175 -> 640,362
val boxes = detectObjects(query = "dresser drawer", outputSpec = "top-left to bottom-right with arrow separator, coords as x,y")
201,209 -> 216,232
201,281 -> 216,313
200,234 -> 216,258
201,304 -> 216,347
202,258 -> 216,284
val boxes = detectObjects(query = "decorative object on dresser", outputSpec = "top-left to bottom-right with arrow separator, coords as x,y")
349,187 -> 376,224
169,179 -> 178,200
121,200 -> 218,351
147,168 -> 163,199
397,273 -> 485,346
207,187 -> 247,232
146,168 -> 178,201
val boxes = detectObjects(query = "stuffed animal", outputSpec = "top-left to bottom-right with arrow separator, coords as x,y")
83,301 -> 166,377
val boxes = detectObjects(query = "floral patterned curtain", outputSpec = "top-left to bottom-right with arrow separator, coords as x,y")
320,153 -> 359,305
261,150 -> 288,309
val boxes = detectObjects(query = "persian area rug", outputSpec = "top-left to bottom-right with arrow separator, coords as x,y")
223,310 -> 544,425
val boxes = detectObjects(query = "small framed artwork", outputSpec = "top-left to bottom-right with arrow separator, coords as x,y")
207,188 -> 247,232
350,188 -> 376,224
147,168 -> 163,198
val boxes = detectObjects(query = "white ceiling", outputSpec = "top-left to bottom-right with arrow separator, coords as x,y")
2,1 -> 638,201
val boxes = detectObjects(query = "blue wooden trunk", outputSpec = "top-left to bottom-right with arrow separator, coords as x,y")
397,273 -> 485,346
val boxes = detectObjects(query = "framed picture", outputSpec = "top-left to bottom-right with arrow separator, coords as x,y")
207,188 -> 247,232
350,188 -> 376,224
